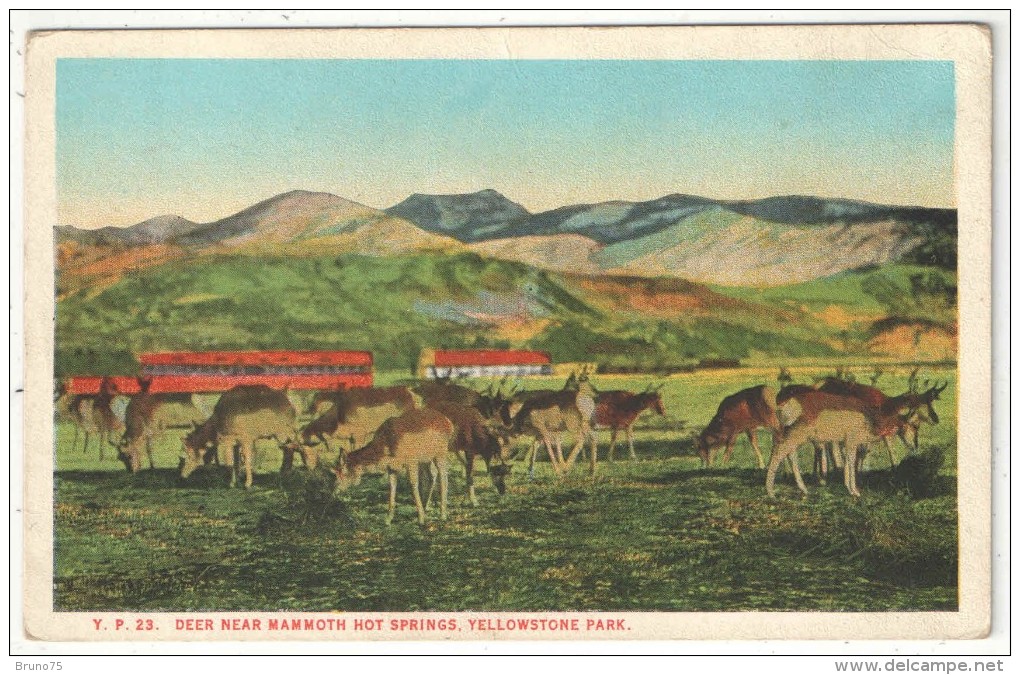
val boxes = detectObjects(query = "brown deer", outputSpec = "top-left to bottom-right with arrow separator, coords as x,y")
181,385 -> 309,489
593,387 -> 666,462
766,388 -> 938,498
697,385 -> 783,469
815,377 -> 945,466
68,377 -> 123,461
116,377 -> 205,473
334,407 -> 454,525
300,385 -> 417,456
509,372 -> 598,477
426,399 -> 511,506
413,379 -> 482,408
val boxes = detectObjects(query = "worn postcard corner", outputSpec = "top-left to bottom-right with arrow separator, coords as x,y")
19,23 -> 992,645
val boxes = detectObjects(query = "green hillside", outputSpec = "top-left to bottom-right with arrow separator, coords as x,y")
710,264 -> 958,326
55,252 -> 872,376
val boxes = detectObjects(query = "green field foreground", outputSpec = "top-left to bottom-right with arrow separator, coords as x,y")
53,368 -> 958,612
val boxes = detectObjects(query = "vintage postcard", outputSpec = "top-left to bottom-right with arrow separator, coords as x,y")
20,24 -> 992,644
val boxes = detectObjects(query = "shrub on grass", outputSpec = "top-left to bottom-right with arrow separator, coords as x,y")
890,445 -> 947,498
258,467 -> 354,532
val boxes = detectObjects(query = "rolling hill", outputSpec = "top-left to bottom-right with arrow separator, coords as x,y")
55,191 -> 462,295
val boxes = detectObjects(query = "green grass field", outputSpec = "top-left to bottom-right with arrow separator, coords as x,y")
52,368 -> 959,612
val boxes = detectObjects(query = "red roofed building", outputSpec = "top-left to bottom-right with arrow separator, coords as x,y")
419,349 -> 552,379
67,350 -> 372,395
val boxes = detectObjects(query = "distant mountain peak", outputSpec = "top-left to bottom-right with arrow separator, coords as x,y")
386,189 -> 531,242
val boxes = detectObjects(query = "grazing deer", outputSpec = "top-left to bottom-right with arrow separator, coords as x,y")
697,385 -> 783,469
116,377 -> 205,473
814,377 -> 946,468
593,386 -> 666,462
334,407 -> 454,525
475,378 -> 565,476
181,385 -> 308,489
427,399 -> 511,506
766,387 -> 940,498
300,385 -> 417,456
69,377 -> 123,461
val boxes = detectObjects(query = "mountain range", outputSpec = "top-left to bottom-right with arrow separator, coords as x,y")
54,188 -> 958,374
56,188 -> 956,287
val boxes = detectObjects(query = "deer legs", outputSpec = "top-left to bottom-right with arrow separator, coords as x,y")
561,426 -> 598,476
606,427 -> 637,463
766,425 -> 811,498
436,456 -> 448,521
226,439 -> 255,489
398,459 -> 447,526
747,430 -> 766,469
768,425 -> 863,498
843,439 -> 864,498
882,436 -> 897,468
538,432 -> 564,476
386,470 -> 399,526
607,429 -> 619,462
464,452 -> 479,507
406,463 -> 427,526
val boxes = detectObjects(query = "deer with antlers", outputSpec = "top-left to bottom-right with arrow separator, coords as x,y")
767,381 -> 947,498
813,377 -> 946,469
425,399 -> 511,506
496,369 -> 599,478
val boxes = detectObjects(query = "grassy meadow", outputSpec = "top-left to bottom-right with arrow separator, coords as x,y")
53,367 -> 959,612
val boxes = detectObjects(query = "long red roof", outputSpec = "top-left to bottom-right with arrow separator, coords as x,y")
433,349 -> 551,367
66,373 -> 373,395
139,350 -> 373,367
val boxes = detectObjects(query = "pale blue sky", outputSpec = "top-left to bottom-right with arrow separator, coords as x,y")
56,59 -> 955,227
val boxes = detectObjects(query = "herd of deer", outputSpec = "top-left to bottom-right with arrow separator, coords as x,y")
57,367 -> 946,524
696,375 -> 946,498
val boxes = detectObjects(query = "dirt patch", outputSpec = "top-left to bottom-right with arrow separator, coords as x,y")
869,324 -> 957,360
574,276 -> 746,318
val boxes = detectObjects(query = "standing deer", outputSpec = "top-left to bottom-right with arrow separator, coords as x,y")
476,376 -> 570,476
509,372 -> 598,477
814,377 -> 946,468
593,387 -> 666,462
697,385 -> 783,469
334,407 -> 454,525
69,377 -> 123,460
427,399 -> 511,506
766,387 -> 941,498
116,377 -> 205,473
181,385 -> 308,489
